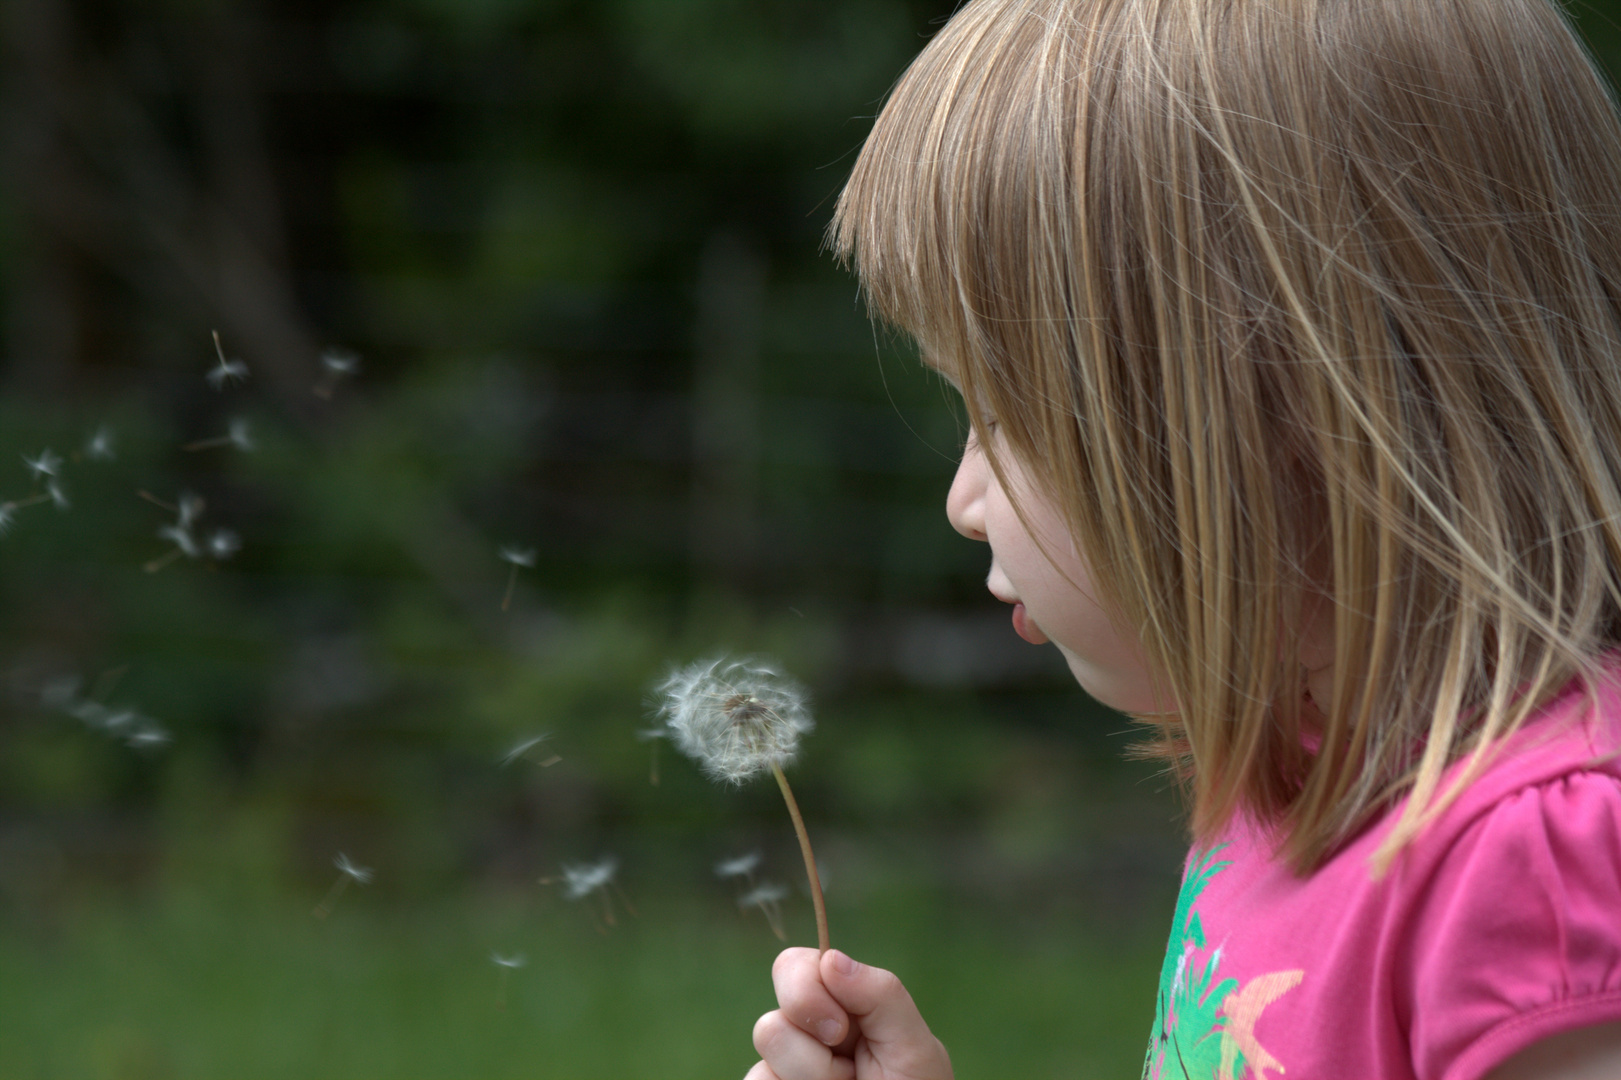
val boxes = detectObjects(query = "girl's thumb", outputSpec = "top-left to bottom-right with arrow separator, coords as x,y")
818,949 -> 935,1049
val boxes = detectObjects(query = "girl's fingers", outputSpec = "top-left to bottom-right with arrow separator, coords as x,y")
753,1010 -> 857,1080
772,947 -> 851,1047
820,950 -> 953,1077
743,1061 -> 780,1080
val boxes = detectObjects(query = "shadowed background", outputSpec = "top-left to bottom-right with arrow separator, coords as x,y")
4,2 -> 1621,1077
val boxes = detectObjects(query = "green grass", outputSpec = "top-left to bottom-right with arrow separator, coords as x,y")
0,880 -> 1167,1079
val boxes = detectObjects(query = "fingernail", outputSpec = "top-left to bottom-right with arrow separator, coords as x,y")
830,950 -> 857,976
817,1019 -> 841,1045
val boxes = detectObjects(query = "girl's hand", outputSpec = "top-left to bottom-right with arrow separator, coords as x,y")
746,947 -> 953,1080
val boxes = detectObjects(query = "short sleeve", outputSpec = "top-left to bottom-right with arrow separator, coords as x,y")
1404,769 -> 1621,1080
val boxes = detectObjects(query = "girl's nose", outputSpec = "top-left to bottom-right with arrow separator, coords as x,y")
947,443 -> 988,541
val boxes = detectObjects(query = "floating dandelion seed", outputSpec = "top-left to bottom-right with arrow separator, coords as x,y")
652,656 -> 828,952
314,853 -> 373,918
184,418 -> 253,453
0,451 -> 68,534
715,851 -> 762,881
544,855 -> 631,931
738,881 -> 790,941
335,853 -> 374,884
84,426 -> 116,461
177,493 -> 205,529
490,951 -> 526,1010
150,526 -> 194,564
314,349 -> 360,399
500,734 -> 560,768
146,523 -> 199,573
206,528 -> 241,561
126,725 -> 171,749
498,546 -> 536,611
42,672 -> 169,751
561,856 -> 617,900
140,489 -> 197,521
499,546 -> 536,568
143,493 -> 235,571
206,330 -> 249,390
22,448 -> 62,481
0,490 -> 56,537
323,350 -> 360,376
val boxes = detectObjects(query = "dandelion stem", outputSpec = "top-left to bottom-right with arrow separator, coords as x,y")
138,490 -> 178,513
502,564 -> 518,611
772,762 -> 828,954
183,435 -> 231,451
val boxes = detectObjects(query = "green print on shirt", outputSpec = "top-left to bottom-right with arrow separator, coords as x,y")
1143,846 -> 1306,1080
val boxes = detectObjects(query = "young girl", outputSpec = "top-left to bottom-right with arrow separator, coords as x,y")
748,1 -> 1621,1078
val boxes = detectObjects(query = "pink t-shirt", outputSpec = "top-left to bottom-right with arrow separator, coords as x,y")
1143,675 -> 1621,1080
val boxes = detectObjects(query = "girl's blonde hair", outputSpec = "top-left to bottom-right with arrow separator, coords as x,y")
833,0 -> 1621,871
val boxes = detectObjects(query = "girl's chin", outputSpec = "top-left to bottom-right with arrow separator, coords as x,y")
1059,652 -> 1175,716
1011,602 -> 1049,644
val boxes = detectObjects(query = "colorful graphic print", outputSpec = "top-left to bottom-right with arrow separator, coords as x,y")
1143,845 -> 1304,1080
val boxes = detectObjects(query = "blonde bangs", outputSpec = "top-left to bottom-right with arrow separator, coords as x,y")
833,0 -> 1621,872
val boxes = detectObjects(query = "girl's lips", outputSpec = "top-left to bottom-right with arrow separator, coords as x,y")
1011,601 -> 1049,645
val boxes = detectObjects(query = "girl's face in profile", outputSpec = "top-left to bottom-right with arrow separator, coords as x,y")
947,425 -> 1167,715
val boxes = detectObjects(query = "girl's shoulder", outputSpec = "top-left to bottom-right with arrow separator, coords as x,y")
1412,672 -> 1621,849
1147,676 -> 1621,1080
1360,677 -> 1621,1080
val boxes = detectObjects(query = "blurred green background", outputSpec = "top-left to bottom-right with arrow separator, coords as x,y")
4,2 -> 1621,1077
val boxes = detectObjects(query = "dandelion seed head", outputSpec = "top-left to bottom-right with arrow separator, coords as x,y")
334,853 -> 374,884
490,951 -> 527,969
738,881 -> 789,909
0,505 -> 14,537
86,426 -> 116,461
47,481 -> 69,510
653,657 -> 813,784
207,529 -> 241,560
498,545 -> 536,568
715,851 -> 762,879
227,418 -> 254,452
23,449 -> 62,480
560,855 -> 618,900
